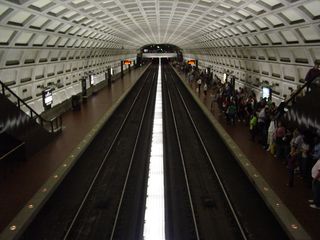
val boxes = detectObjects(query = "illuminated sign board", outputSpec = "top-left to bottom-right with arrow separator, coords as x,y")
90,75 -> 97,85
86,77 -> 90,89
262,87 -> 272,100
222,73 -> 227,84
42,88 -> 53,109
187,59 -> 196,65
123,60 -> 132,65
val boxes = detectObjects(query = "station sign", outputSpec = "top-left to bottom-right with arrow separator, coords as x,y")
187,59 -> 196,65
42,88 -> 53,109
123,59 -> 132,65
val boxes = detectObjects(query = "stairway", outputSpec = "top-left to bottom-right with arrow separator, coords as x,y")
0,81 -> 62,156
0,132 -> 25,178
282,80 -> 320,130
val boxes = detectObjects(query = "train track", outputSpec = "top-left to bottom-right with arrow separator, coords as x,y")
20,64 -> 158,240
21,61 -> 289,240
163,64 -> 246,240
162,63 -> 288,240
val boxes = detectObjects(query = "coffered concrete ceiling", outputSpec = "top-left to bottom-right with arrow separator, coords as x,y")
0,0 -> 319,50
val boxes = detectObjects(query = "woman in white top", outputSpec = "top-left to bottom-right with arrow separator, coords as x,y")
266,118 -> 276,152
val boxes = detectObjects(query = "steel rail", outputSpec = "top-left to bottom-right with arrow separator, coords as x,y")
164,73 -> 201,240
62,68 -> 154,240
167,67 -> 248,240
109,71 -> 157,239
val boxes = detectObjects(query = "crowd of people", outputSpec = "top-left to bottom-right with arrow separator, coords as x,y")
174,60 -> 320,210
214,82 -> 319,187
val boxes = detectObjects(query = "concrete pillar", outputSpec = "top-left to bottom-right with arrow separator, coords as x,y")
107,68 -> 112,87
81,77 -> 87,97
121,60 -> 124,78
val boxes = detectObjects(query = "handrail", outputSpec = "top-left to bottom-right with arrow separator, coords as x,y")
1,82 -> 41,119
0,80 -> 62,133
284,81 -> 309,105
0,142 -> 25,161
275,76 -> 319,119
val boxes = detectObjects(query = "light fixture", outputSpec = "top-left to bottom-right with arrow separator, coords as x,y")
143,59 -> 165,240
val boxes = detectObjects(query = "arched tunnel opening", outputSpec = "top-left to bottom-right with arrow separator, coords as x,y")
136,44 -> 183,66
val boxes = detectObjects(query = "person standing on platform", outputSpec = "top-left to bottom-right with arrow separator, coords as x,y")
274,121 -> 286,161
310,158 -> 320,209
287,144 -> 298,187
305,60 -> 320,93
249,112 -> 258,141
197,78 -> 202,94
299,136 -> 311,180
188,71 -> 194,85
203,83 -> 208,96
226,100 -> 237,125
312,136 -> 320,163
257,106 -> 269,148
266,117 -> 276,152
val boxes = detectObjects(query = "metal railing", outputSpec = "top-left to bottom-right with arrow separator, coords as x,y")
0,81 -> 62,133
0,142 -> 25,162
275,76 -> 319,119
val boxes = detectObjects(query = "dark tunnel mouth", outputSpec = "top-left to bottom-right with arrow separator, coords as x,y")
139,44 -> 182,53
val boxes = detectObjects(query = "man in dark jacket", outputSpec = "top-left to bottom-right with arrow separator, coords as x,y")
305,60 -> 320,92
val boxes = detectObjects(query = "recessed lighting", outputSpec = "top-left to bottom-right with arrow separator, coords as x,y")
28,204 -> 34,209
10,225 -> 16,231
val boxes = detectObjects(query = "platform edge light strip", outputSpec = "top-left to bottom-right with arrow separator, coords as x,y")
143,60 -> 165,240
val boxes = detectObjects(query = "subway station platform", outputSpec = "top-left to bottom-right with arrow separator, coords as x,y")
0,65 -> 149,237
173,67 -> 320,240
0,63 -> 319,240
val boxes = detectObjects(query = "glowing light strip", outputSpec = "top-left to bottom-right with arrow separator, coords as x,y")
143,60 -> 165,240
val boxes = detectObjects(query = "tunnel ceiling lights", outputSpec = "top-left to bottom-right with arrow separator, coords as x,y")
0,0 -> 319,49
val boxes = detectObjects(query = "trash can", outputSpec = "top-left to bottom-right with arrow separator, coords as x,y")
71,95 -> 81,110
